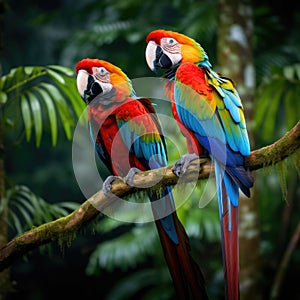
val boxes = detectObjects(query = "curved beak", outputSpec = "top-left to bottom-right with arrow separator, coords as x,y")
145,41 -> 173,72
145,41 -> 158,72
77,70 -> 103,104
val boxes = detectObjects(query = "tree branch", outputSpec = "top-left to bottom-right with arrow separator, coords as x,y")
0,121 -> 299,271
246,121 -> 300,171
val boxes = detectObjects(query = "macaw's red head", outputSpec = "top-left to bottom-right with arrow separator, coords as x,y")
145,29 -> 210,73
76,58 -> 132,105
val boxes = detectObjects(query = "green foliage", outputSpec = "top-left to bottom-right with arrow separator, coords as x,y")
275,161 -> 288,201
0,64 -> 84,242
3,185 -> 79,235
0,65 -> 85,146
59,0 -> 218,70
86,222 -> 158,274
105,268 -> 172,300
254,63 -> 300,200
3,0 -> 300,299
254,63 -> 300,142
291,149 -> 300,178
176,183 -> 220,242
86,187 -> 220,275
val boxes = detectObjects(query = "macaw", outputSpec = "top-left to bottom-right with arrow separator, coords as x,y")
145,30 -> 254,300
76,58 -> 208,299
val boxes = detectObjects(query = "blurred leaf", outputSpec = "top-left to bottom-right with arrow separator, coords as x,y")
283,65 -> 295,80
34,87 -> 58,146
47,69 -> 65,84
295,63 -> 300,79
48,65 -> 74,76
20,94 -> 32,141
41,82 -> 74,140
284,86 -> 298,130
93,217 -> 125,234
7,185 -> 80,236
261,80 -> 284,140
105,268 -> 172,300
86,224 -> 157,274
49,74 -> 85,119
9,210 -> 23,235
275,161 -> 288,201
0,91 -> 7,104
0,65 -> 83,146
255,64 -> 300,141
27,91 -> 43,147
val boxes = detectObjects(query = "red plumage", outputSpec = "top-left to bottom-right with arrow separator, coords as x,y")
145,29 -> 254,300
175,63 -> 213,100
221,186 -> 239,300
77,57 -> 209,298
88,95 -> 208,299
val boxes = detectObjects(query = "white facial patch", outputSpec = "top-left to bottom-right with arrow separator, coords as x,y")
160,37 -> 182,65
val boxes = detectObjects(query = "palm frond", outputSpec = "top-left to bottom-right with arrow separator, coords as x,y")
5,185 -> 79,236
86,223 -> 158,275
254,63 -> 300,141
0,65 -> 85,146
105,268 -> 172,300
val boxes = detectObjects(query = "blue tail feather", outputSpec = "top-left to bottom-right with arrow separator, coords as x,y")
214,160 -> 239,231
148,186 -> 179,245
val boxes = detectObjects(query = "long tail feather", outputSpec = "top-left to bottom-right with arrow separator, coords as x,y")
150,188 -> 209,299
215,161 -> 240,300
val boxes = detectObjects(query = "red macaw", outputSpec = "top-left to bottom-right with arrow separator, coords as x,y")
76,58 -> 208,299
145,30 -> 254,300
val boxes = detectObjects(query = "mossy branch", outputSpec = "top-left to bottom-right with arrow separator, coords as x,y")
246,120 -> 300,170
0,121 -> 299,271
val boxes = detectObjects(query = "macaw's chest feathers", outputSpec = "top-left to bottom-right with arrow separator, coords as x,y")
92,112 -> 134,177
176,63 -> 213,100
88,97 -> 167,176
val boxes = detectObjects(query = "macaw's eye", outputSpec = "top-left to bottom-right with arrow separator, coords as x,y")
98,67 -> 108,75
166,38 -> 176,45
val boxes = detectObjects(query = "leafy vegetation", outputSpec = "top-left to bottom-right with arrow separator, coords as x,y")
1,0 -> 300,299
4,185 -> 79,235
0,65 -> 84,146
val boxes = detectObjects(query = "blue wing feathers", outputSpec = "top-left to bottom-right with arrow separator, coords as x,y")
223,93 -> 241,124
116,98 -> 179,244
177,105 -> 253,196
174,70 -> 254,196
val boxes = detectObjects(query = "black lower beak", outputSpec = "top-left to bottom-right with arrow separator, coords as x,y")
84,75 -> 103,103
155,46 -> 173,69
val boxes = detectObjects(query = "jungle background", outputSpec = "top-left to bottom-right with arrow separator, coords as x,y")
0,0 -> 300,299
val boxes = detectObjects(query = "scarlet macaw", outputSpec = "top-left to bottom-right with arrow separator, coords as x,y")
76,58 -> 208,299
145,30 -> 254,300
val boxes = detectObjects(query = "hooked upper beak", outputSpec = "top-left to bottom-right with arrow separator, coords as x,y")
145,41 -> 173,72
77,70 -> 103,104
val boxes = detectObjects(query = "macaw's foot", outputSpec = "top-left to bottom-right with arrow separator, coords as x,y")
125,167 -> 142,187
172,153 -> 199,177
103,175 -> 122,196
